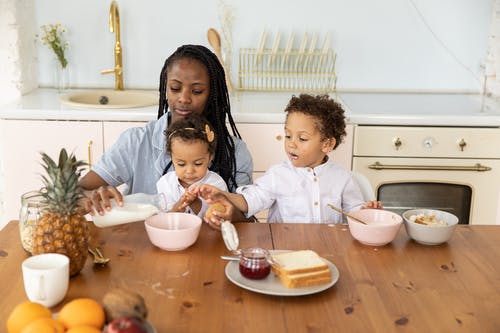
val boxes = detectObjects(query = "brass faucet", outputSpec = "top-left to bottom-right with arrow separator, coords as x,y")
101,0 -> 124,90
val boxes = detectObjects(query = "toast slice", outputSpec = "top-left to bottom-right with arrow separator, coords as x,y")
271,250 -> 331,288
280,268 -> 331,288
271,250 -> 329,275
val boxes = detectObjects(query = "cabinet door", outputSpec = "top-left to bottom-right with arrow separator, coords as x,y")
0,120 -> 103,225
103,121 -> 147,152
237,123 -> 353,174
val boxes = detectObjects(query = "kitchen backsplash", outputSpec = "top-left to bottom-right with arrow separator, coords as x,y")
0,0 -> 492,105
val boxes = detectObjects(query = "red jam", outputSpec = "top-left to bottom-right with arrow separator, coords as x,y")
239,247 -> 271,280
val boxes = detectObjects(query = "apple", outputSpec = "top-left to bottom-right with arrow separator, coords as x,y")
105,316 -> 148,333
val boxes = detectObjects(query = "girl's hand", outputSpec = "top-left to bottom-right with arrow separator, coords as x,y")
82,185 -> 123,216
204,193 -> 234,230
171,192 -> 198,212
362,200 -> 383,209
189,184 -> 223,200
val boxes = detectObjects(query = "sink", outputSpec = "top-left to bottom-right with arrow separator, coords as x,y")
60,90 -> 158,109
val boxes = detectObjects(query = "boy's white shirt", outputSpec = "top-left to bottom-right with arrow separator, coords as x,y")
237,159 -> 364,224
156,170 -> 228,218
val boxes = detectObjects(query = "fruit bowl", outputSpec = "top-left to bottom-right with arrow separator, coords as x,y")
145,212 -> 202,251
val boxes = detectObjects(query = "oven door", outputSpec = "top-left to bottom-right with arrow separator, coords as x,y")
353,157 -> 500,225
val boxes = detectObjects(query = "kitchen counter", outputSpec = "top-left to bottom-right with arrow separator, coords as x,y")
1,89 -> 500,126
1,221 -> 499,332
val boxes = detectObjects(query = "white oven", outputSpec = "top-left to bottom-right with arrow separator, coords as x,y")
352,126 -> 500,225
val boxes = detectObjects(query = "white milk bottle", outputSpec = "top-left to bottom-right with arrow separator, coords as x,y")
92,193 -> 168,227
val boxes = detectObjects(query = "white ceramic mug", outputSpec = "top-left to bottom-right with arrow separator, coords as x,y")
22,253 -> 69,307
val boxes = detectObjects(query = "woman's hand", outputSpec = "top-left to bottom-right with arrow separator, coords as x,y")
362,200 -> 383,209
81,185 -> 123,216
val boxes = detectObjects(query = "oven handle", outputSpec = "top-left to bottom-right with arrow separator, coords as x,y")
368,162 -> 492,172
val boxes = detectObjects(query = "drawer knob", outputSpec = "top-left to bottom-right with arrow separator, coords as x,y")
393,137 -> 402,150
276,134 -> 283,141
458,138 -> 467,151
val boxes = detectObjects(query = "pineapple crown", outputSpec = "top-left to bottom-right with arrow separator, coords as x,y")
39,148 -> 87,215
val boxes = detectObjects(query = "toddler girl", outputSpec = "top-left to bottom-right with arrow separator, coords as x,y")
157,115 -> 227,218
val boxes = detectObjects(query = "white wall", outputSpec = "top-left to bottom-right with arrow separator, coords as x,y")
29,0 -> 491,93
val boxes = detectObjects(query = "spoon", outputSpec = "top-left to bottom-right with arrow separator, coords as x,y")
327,204 -> 368,225
88,247 -> 110,265
207,28 -> 234,93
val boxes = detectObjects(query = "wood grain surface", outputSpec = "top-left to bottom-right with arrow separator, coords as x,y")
1,221 -> 499,332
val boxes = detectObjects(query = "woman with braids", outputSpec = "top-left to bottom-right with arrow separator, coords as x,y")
80,44 -> 253,227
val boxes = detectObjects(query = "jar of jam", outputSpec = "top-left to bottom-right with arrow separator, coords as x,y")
239,247 -> 271,280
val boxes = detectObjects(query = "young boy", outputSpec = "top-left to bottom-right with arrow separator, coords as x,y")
193,94 -> 381,224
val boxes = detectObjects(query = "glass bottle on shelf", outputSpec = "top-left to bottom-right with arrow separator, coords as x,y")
19,191 -> 48,254
92,193 -> 168,227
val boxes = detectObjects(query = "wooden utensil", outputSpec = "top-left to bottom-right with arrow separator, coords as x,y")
207,28 -> 234,94
327,204 -> 368,225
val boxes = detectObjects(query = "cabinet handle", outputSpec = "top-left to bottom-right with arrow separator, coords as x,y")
458,138 -> 467,151
393,137 -> 402,150
87,140 -> 93,168
368,161 -> 491,172
276,134 -> 283,141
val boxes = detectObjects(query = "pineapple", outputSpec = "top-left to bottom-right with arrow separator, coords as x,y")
32,148 -> 89,276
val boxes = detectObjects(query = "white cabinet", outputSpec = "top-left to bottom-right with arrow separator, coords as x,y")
0,120 -> 104,226
103,121 -> 148,152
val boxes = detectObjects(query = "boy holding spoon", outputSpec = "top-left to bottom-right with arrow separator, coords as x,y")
192,94 -> 381,224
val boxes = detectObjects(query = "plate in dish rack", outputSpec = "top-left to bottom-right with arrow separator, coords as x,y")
224,250 -> 339,296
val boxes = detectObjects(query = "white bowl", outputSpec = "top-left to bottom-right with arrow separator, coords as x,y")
402,209 -> 459,245
347,209 -> 403,246
145,212 -> 202,251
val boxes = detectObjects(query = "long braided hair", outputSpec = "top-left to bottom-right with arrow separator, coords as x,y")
157,44 -> 241,191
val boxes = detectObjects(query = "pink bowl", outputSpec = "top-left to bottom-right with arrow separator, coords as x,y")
145,212 -> 202,251
347,209 -> 403,246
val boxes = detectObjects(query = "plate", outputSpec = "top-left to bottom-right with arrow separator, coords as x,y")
225,251 -> 339,296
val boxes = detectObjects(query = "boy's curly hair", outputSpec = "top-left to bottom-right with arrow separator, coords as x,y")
284,94 -> 346,149
165,115 -> 217,155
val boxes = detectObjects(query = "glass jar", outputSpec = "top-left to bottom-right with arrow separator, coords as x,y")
239,247 -> 271,280
19,191 -> 47,254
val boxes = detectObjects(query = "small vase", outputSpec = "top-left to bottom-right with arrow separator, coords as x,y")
53,59 -> 70,93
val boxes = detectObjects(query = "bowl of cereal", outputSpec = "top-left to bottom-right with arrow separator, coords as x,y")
402,209 -> 459,245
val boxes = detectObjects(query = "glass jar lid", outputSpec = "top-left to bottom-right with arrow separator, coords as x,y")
221,220 -> 239,252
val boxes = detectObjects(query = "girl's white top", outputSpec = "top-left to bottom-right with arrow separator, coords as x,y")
156,170 -> 228,218
237,159 -> 364,224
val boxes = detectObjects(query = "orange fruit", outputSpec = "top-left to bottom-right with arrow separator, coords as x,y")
57,298 -> 105,329
66,326 -> 102,333
6,301 -> 52,333
20,317 -> 65,333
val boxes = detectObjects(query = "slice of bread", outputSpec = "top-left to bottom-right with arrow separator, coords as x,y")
272,250 -> 329,275
281,268 -> 331,288
271,250 -> 331,288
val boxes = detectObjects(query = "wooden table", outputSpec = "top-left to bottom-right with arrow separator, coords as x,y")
1,221 -> 499,332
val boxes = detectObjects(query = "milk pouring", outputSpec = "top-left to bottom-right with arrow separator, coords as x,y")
92,193 -> 168,227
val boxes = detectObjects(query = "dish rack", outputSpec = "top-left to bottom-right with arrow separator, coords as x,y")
238,48 -> 337,93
